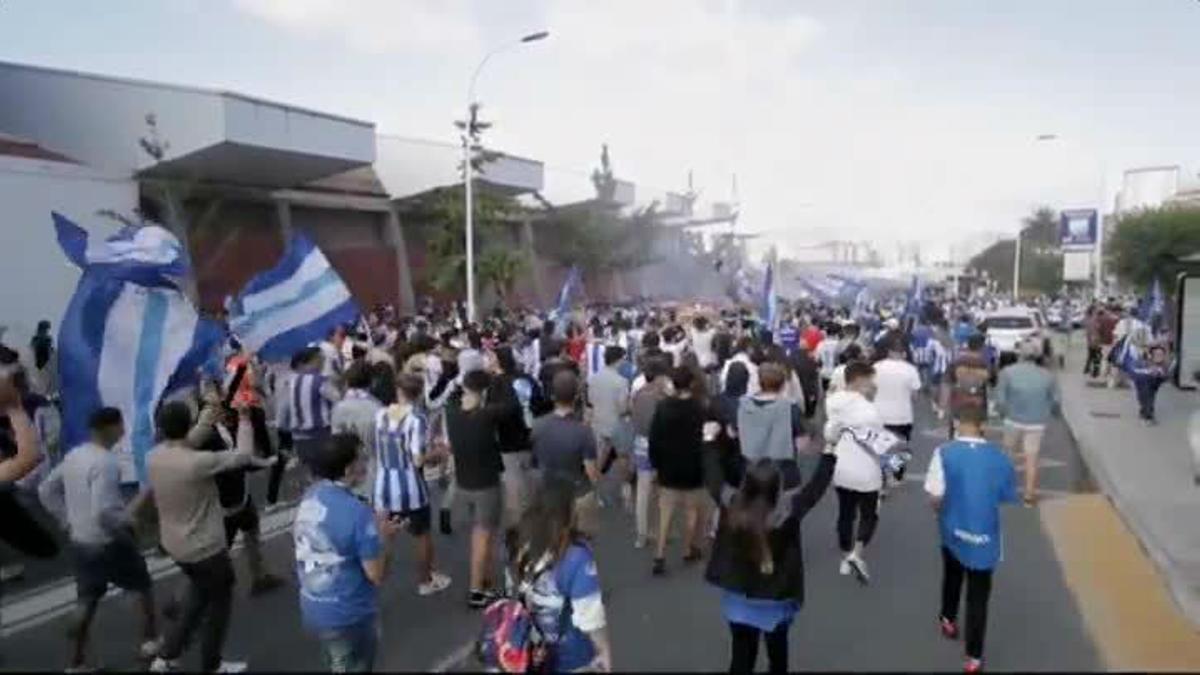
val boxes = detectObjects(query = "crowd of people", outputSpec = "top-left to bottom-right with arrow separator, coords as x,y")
0,287 -> 1142,673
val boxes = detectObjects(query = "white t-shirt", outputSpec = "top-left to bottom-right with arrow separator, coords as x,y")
663,339 -> 687,368
690,328 -> 717,369
318,341 -> 343,378
824,390 -> 886,492
829,364 -> 848,393
872,358 -> 922,426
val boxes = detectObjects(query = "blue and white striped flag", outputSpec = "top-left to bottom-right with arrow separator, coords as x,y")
1139,278 -> 1165,325
227,233 -> 359,362
852,286 -> 872,320
761,262 -> 778,332
905,274 -> 924,319
551,266 -> 581,332
54,213 -> 222,483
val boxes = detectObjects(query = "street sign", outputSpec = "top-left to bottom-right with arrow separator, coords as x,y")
1060,209 -> 1099,250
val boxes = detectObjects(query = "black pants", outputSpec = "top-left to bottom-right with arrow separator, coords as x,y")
248,406 -> 274,459
835,488 -> 879,552
940,547 -> 993,660
1134,377 -> 1164,420
884,424 -> 913,442
162,551 -> 236,672
729,621 -> 789,674
266,430 -> 293,505
1084,346 -> 1103,378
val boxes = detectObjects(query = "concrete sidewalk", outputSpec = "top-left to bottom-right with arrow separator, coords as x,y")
1055,334 -> 1200,630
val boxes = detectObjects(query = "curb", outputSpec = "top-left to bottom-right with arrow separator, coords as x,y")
1055,368 -> 1200,630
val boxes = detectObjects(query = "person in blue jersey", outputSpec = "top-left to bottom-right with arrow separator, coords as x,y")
952,315 -> 977,350
924,403 -> 1017,674
775,320 -> 800,359
294,433 -> 399,672
280,347 -> 343,479
1124,343 -> 1171,425
505,478 -> 612,673
373,373 -> 451,597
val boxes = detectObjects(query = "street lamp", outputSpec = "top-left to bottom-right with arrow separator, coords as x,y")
462,30 -> 549,324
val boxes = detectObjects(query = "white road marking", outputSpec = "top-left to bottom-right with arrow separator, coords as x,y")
0,506 -> 297,637
430,639 -> 478,673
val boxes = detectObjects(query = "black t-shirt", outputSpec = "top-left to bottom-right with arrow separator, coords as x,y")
196,422 -> 252,511
488,374 -> 536,454
648,397 -> 706,490
445,395 -> 506,491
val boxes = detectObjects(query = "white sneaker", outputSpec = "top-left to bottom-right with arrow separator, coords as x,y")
839,557 -> 852,576
214,661 -> 248,674
139,638 -> 163,660
149,658 -> 179,673
847,554 -> 870,585
634,536 -> 647,550
418,571 -> 452,596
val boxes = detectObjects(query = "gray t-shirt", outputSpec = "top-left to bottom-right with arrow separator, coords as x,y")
531,414 -> 598,497
38,443 -> 127,546
588,367 -> 629,438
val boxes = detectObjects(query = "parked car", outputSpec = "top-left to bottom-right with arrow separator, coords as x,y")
982,307 -> 1052,363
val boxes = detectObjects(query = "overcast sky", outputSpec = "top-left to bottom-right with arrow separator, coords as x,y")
3,0 -> 1199,262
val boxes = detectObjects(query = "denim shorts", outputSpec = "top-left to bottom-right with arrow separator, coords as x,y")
317,618 -> 379,673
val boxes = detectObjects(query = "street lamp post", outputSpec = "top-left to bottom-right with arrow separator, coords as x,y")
1012,227 -> 1022,301
462,30 -> 549,324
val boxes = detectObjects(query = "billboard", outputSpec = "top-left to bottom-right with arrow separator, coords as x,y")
1062,250 -> 1092,282
1118,166 -> 1180,213
1059,209 -> 1098,249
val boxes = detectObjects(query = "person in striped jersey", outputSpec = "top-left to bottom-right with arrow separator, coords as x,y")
912,326 -> 951,419
372,373 -> 452,597
279,347 -> 343,481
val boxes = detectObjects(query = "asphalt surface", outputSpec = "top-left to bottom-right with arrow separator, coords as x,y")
1,400 -> 1102,672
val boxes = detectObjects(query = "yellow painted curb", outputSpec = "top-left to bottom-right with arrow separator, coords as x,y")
1041,494 -> 1200,671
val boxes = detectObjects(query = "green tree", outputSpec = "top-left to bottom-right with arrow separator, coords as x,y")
967,207 -> 1063,296
419,185 -> 518,295
422,103 -> 530,300
477,248 -> 527,304
1108,205 -> 1200,290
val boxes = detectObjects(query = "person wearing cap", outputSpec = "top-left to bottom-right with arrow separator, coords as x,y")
994,339 -> 1059,507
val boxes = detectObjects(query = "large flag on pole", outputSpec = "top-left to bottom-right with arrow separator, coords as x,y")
795,271 -> 866,308
227,233 -> 359,362
761,262 -> 778,332
904,274 -> 925,325
54,213 -> 222,483
551,265 -> 581,332
1139,277 -> 1165,322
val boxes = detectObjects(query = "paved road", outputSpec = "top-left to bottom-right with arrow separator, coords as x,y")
1,401 -> 1103,672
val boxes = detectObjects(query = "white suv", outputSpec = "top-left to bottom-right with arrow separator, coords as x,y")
982,307 -> 1048,359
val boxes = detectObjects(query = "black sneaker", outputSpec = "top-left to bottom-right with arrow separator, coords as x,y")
651,558 -> 666,576
439,509 -> 453,536
468,589 -> 498,609
249,574 -> 285,597
682,547 -> 703,565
